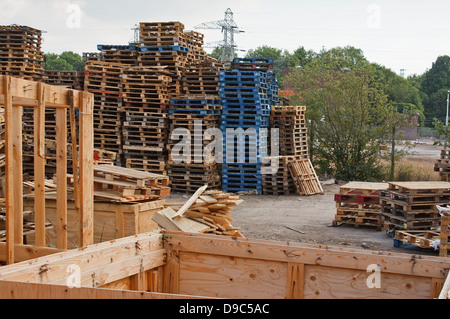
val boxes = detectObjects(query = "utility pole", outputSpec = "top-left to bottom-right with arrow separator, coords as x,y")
195,8 -> 244,62
129,24 -> 140,46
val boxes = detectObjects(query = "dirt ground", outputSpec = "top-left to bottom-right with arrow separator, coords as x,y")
168,183 -> 423,255
167,142 -> 444,256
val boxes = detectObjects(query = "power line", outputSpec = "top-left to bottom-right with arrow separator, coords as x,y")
195,8 -> 244,62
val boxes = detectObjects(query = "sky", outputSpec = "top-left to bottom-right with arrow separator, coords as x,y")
1,0 -> 450,77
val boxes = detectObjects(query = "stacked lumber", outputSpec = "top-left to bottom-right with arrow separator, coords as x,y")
167,97 -> 222,193
435,149 -> 450,182
0,25 -> 43,80
84,61 -> 124,155
153,186 -> 244,237
261,156 -> 302,196
220,69 -> 274,195
332,182 -> 387,230
121,66 -> 172,175
70,165 -> 171,203
270,105 -> 308,158
380,182 -> 450,231
42,70 -> 84,90
287,158 -> 323,196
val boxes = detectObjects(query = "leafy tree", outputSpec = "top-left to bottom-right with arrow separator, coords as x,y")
44,51 -> 84,72
207,47 -> 223,61
418,55 -> 450,124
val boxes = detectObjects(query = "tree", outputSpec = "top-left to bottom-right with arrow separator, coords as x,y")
44,51 -> 84,72
207,47 -> 223,61
418,55 -> 450,124
286,62 -> 390,181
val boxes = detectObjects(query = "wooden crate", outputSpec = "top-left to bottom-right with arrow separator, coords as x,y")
24,198 -> 165,249
0,231 -> 449,299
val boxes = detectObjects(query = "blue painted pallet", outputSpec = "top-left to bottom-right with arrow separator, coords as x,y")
233,57 -> 274,64
170,98 -> 221,106
97,44 -> 138,51
168,109 -> 221,115
218,87 -> 267,94
221,70 -> 267,77
223,163 -> 262,170
221,121 -> 269,128
140,46 -> 189,52
222,109 -> 271,117
223,179 -> 262,185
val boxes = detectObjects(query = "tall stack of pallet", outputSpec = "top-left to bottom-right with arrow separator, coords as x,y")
182,59 -> 224,96
42,70 -> 84,90
121,66 -> 172,175
220,59 -> 276,195
0,25 -> 43,81
84,61 -> 124,161
167,97 -> 222,193
332,182 -> 387,230
380,182 -> 450,231
138,22 -> 189,97
262,105 -> 310,195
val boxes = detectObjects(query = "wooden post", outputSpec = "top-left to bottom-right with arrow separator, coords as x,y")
34,82 -> 46,247
4,76 -> 14,264
56,107 -> 68,249
286,263 -> 305,299
79,91 -> 94,247
12,100 -> 23,244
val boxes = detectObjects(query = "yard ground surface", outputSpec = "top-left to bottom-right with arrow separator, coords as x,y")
168,141 -> 443,256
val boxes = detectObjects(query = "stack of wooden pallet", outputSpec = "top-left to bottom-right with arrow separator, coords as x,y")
270,105 -> 309,158
231,58 -> 275,72
380,181 -> 450,231
332,182 -> 387,230
182,59 -> 224,96
0,25 -> 43,80
167,97 -> 222,193
121,66 -> 172,175
98,44 -> 139,66
0,107 -> 4,198
153,186 -> 244,237
435,149 -> 450,182
84,61 -> 124,155
184,31 -> 206,63
42,70 -> 84,90
261,156 -> 301,196
393,210 -> 449,256
68,165 -> 171,203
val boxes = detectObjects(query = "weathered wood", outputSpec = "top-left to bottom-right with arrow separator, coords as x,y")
0,243 -> 63,263
286,263 -> 305,299
79,91 -> 94,247
12,104 -> 23,244
56,107 -> 68,249
171,185 -> 208,219
4,75 -> 15,264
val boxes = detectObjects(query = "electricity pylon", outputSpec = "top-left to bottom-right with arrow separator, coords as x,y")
195,8 -> 244,62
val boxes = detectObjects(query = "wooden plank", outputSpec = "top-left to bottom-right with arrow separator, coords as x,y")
0,75 -> 81,109
0,281 -> 210,299
69,91 -> 80,236
0,243 -> 63,263
171,185 -> 208,219
163,250 -> 180,294
12,104 -> 23,244
34,82 -> 46,247
79,91 -> 94,247
286,263 -> 305,299
56,107 -> 68,249
4,75 -> 15,264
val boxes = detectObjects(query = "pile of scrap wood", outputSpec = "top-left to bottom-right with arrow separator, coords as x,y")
65,165 -> 171,203
152,185 -> 244,237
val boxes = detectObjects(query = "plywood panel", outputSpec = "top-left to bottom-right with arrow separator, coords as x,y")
303,265 -> 432,299
178,252 -> 287,299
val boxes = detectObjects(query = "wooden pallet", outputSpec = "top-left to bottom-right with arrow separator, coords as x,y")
395,230 -> 441,250
441,212 -> 450,257
288,158 -> 323,196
